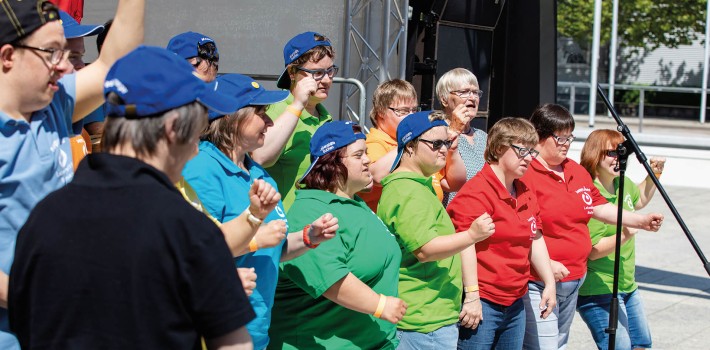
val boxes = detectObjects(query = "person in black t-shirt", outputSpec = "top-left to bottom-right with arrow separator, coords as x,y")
9,46 -> 255,350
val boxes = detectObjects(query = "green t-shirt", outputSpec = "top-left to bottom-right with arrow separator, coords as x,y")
377,172 -> 462,333
264,94 -> 332,210
268,189 -> 401,350
579,177 -> 641,296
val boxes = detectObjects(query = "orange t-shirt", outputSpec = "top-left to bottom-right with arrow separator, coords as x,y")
359,127 -> 444,212
70,129 -> 92,171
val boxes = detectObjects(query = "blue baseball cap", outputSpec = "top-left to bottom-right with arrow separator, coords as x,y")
104,46 -> 240,119
276,31 -> 332,89
298,121 -> 365,184
390,111 -> 449,172
167,31 -> 219,59
59,10 -> 103,39
208,74 -> 290,120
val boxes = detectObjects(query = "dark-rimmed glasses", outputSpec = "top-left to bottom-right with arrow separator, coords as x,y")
551,133 -> 575,145
13,44 -> 70,65
605,150 -> 619,158
450,89 -> 483,99
388,106 -> 421,117
296,65 -> 339,81
420,138 -> 453,151
510,144 -> 540,158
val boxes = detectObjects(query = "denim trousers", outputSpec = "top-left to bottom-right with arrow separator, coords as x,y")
396,323 -> 458,350
522,277 -> 585,350
458,298 -> 526,350
577,289 -> 652,350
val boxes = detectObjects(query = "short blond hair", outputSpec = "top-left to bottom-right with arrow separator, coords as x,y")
436,68 -> 479,107
485,117 -> 538,162
369,79 -> 418,127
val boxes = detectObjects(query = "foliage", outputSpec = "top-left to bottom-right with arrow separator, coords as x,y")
557,0 -> 707,51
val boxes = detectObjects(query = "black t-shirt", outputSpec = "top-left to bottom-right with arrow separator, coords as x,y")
9,154 -> 254,349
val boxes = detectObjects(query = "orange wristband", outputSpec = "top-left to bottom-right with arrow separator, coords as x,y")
464,285 -> 480,293
286,105 -> 303,118
302,224 -> 319,248
248,238 -> 258,252
654,172 -> 662,179
373,294 -> 387,318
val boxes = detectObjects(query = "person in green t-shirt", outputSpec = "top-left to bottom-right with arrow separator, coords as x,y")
269,121 -> 407,350
252,31 -> 336,210
577,129 -> 666,350
377,111 -> 493,350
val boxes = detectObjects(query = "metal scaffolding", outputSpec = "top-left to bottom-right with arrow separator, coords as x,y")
341,0 -> 410,129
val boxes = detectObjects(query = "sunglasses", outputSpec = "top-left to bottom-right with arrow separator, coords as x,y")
420,138 -> 453,151
605,150 -> 619,157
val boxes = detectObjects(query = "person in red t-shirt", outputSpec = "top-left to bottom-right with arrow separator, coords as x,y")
521,104 -> 664,350
448,117 -> 557,350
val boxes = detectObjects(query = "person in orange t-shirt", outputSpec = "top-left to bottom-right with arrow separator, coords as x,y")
360,79 -> 466,212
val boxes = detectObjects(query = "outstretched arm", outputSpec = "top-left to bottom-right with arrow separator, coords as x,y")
73,0 -> 145,121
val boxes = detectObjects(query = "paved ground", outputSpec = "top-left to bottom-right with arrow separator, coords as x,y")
564,130 -> 710,349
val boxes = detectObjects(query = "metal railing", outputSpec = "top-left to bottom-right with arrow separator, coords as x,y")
247,74 -> 368,131
558,82 -> 706,131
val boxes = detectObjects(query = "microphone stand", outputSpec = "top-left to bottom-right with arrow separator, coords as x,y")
596,84 -> 710,350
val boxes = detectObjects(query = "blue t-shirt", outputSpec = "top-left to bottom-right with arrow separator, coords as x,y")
183,141 -> 288,350
0,74 -> 76,349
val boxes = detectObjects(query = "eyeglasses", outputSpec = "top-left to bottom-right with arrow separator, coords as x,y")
510,144 -> 540,158
13,44 -> 71,65
551,133 -> 575,145
605,150 -> 619,158
296,65 -> 339,81
420,138 -> 453,151
388,106 -> 421,117
450,89 -> 483,100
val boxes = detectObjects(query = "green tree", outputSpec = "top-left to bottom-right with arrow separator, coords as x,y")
558,0 -> 706,51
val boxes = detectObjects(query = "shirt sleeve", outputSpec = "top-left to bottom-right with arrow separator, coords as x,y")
390,189 -> 447,252
446,182 -> 492,234
587,218 -> 609,246
281,199 -> 350,298
365,135 -> 391,163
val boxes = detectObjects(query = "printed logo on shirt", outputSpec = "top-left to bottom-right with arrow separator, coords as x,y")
624,194 -> 635,211
274,205 -> 286,218
527,216 -> 538,240
50,139 -> 73,184
575,186 -> 595,214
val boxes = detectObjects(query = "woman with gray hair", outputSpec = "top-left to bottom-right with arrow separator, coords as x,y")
436,68 -> 488,206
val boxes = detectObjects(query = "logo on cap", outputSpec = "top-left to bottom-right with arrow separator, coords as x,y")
251,82 -> 260,89
320,141 -> 336,154
104,79 -> 128,94
289,50 -> 300,61
402,131 -> 413,144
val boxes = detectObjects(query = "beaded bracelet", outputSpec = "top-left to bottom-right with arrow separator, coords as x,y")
302,224 -> 319,248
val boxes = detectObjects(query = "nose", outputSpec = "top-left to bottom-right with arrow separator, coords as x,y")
363,153 -> 371,165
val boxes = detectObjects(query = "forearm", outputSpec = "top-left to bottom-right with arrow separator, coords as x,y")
250,108 -> 301,167
220,212 -> 258,256
322,273 -> 381,315
442,150 -> 467,192
280,229 -> 310,262
460,246 -> 480,299
593,203 -> 645,229
414,231 -> 474,262
370,150 -> 398,182
0,271 -> 8,309
636,176 -> 658,210
73,0 -> 145,121
589,227 -> 633,260
530,235 -> 555,286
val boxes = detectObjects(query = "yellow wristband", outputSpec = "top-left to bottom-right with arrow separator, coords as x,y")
286,105 -> 303,118
464,285 -> 479,293
373,294 -> 387,319
654,172 -> 662,179
248,238 -> 259,252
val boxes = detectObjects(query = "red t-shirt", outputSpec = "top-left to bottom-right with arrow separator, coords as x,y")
447,164 -> 542,306
522,158 -> 606,282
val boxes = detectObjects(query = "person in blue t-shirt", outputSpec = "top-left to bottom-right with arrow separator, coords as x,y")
183,74 -> 339,350
0,1 -> 145,348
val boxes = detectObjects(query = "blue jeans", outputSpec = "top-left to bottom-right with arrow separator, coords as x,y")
523,277 -> 585,350
577,289 -> 652,350
458,298 -> 526,350
397,323 -> 458,350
